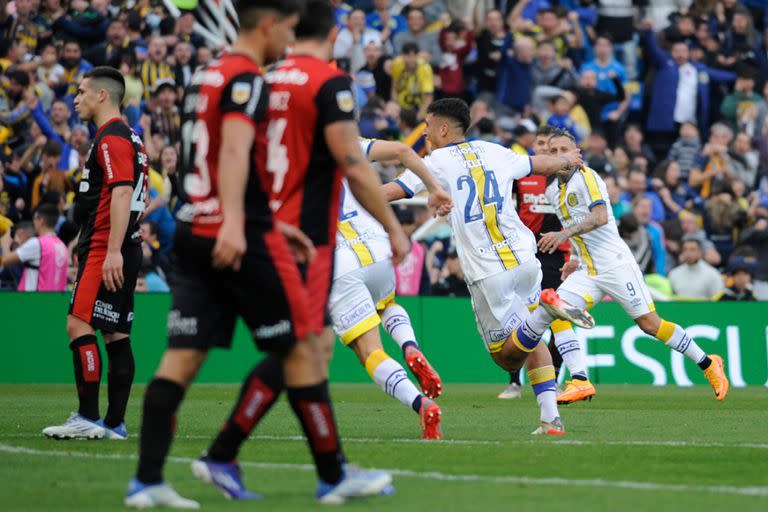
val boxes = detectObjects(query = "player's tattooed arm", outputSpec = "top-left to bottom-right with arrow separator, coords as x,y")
538,203 -> 609,254
531,149 -> 583,175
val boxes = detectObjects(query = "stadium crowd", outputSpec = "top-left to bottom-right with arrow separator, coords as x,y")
0,0 -> 767,301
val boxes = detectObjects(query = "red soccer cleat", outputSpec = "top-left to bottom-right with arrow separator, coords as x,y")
419,400 -> 442,440
406,350 -> 443,399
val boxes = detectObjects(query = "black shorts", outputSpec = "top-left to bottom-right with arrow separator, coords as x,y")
538,249 -> 566,291
69,244 -> 142,334
167,224 -> 324,354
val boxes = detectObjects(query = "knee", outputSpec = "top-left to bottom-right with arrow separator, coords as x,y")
66,315 -> 93,341
491,349 -> 526,372
154,349 -> 206,387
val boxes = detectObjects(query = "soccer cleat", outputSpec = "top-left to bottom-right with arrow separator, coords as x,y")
497,383 -> 522,399
98,420 -> 128,440
124,478 -> 200,509
531,417 -> 565,436
405,350 -> 443,399
556,379 -> 596,404
316,467 -> 393,505
419,399 -> 442,440
540,289 -> 595,329
190,457 -> 261,501
703,354 -> 729,401
42,412 -> 105,440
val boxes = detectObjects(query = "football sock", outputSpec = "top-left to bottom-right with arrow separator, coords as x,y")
365,349 -> 422,411
287,381 -> 343,485
655,320 -> 709,367
552,320 -> 588,380
528,365 -> 559,423
546,331 -> 563,376
104,337 -> 135,428
509,370 -> 521,385
207,354 -> 284,462
511,316 -> 546,353
70,334 -> 101,421
381,304 -> 419,354
136,378 -> 185,484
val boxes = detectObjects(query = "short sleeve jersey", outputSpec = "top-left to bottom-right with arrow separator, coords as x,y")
75,119 -> 148,253
396,140 -> 537,284
261,55 -> 356,247
178,53 -> 271,238
545,167 -> 634,275
333,138 -> 392,278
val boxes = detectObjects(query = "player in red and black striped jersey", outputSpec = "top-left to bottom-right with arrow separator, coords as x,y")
43,67 -> 148,442
498,125 -> 592,401
127,2 -> 396,508
195,1 -> 411,504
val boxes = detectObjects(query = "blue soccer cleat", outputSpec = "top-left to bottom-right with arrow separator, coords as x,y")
98,420 -> 128,440
190,458 -> 261,501
124,477 -> 199,509
316,466 -> 393,505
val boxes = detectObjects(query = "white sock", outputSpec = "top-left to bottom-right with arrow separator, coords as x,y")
663,323 -> 707,364
381,304 -> 418,350
553,326 -> 587,378
527,366 -> 560,423
365,350 -> 421,410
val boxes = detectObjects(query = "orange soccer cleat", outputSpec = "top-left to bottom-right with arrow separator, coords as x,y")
703,354 -> 729,401
406,350 -> 443,399
556,379 -> 597,405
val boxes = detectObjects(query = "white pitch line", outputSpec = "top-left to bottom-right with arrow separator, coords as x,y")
2,433 -> 767,450
0,443 -> 767,497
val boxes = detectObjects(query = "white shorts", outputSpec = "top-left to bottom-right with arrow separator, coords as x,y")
328,260 -> 396,345
468,258 -> 542,353
558,262 -> 655,319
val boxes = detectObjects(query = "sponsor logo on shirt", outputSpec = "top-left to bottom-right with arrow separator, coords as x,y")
101,143 -> 113,180
264,68 -> 309,85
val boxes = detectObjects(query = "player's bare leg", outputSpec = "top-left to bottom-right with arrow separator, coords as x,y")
349,328 -> 440,440
635,312 -> 728,400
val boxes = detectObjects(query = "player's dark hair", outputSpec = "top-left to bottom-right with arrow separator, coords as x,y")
295,0 -> 335,40
84,66 -> 126,106
237,0 -> 303,32
402,42 -> 420,55
34,203 -> 59,229
427,98 -> 471,133
548,128 -> 576,144
536,124 -> 556,137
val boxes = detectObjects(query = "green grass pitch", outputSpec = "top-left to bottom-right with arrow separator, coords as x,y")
1,383 -> 766,511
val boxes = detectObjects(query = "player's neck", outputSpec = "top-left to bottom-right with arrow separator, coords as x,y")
94,108 -> 122,129
231,38 -> 265,66
292,40 -> 332,61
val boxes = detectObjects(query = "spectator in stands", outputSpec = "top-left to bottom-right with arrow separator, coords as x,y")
531,41 -> 578,91
83,18 -> 130,67
716,256 -> 757,301
739,216 -> 768,299
431,248 -> 469,297
334,8 -> 382,73
367,0 -> 407,47
622,124 -> 657,170
438,20 -> 473,100
704,184 -> 748,263
619,212 -> 654,274
139,36 -> 174,102
147,79 -> 181,148
622,168 -> 665,223
720,69 -> 764,128
393,205 -> 431,296
669,237 -> 724,299
1,0 -> 40,53
667,121 -> 702,179
29,140 -> 71,210
651,160 -> 695,220
688,123 -> 736,199
35,43 -> 66,92
390,42 -> 434,119
731,131 -> 759,188
0,203 -> 67,291
0,69 -> 33,148
171,41 -> 195,89
631,195 -> 667,275
393,8 -> 441,68
546,94 -> 583,143
173,11 -> 205,49
571,70 -> 626,133
497,36 -> 535,113
641,18 -> 736,159
359,38 -> 391,101
678,210 -> 721,266
475,9 -> 511,95
57,39 -> 92,101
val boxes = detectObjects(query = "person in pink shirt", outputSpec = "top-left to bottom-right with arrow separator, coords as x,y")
0,203 -> 68,292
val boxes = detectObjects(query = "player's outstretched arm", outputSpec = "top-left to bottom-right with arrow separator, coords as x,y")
212,117 -> 254,271
539,203 -> 609,254
531,150 -> 583,175
382,182 -> 409,202
326,121 -> 410,263
368,140 -> 452,216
